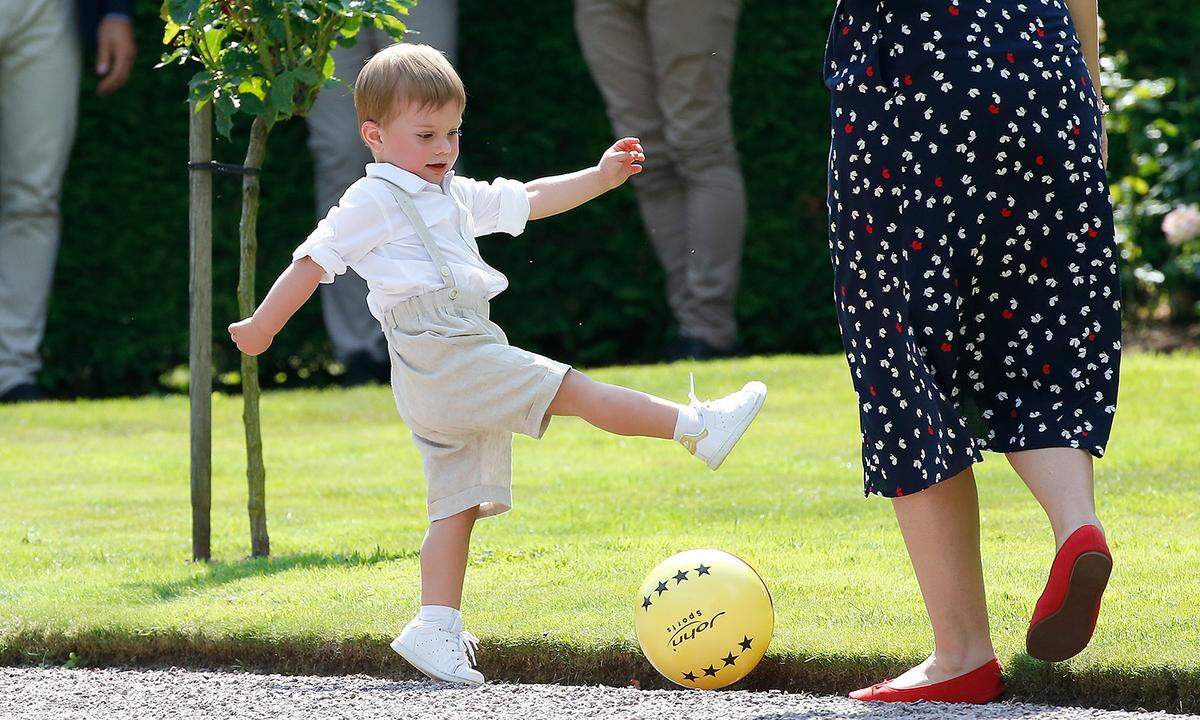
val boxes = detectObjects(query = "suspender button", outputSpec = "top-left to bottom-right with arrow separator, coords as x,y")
440,266 -> 451,277
448,289 -> 459,300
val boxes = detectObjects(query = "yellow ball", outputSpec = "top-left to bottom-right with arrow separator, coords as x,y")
634,548 -> 773,690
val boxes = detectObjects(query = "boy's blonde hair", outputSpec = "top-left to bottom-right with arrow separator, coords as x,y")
354,43 -> 466,127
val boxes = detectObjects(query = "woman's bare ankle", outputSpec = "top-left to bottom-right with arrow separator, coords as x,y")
929,643 -> 997,676
1051,514 -> 1103,549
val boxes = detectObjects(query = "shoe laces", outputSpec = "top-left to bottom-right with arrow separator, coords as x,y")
436,624 -> 479,670
459,630 -> 479,668
690,372 -> 749,415
688,372 -> 708,409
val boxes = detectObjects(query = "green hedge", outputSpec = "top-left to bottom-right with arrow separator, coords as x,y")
43,0 -> 1197,397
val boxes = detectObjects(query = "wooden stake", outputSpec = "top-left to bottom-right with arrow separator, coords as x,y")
188,99 -> 213,563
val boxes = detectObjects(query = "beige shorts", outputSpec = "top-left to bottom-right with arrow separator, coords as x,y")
381,287 -> 570,522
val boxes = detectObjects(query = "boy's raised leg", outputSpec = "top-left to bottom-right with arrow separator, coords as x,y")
547,369 -> 678,438
547,368 -> 766,470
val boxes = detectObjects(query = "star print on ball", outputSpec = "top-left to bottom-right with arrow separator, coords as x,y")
634,549 -> 773,690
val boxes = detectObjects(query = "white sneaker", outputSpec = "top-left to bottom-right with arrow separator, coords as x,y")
678,373 -> 767,470
390,616 -> 484,685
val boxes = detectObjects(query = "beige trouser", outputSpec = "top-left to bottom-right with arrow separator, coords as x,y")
373,177 -> 569,522
575,0 -> 745,350
0,0 -> 81,394
383,287 -> 569,521
305,1 -> 459,365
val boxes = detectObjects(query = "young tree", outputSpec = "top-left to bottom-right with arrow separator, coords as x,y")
160,0 -> 412,558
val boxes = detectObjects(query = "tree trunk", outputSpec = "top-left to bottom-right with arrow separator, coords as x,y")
239,116 -> 271,558
188,100 -> 213,563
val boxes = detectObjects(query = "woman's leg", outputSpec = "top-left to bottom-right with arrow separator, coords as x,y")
1006,447 -> 1102,549
420,506 -> 478,608
888,466 -> 997,687
547,368 -> 679,439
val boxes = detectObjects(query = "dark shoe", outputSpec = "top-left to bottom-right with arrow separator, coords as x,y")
0,383 -> 45,403
341,352 -> 390,387
662,335 -> 740,363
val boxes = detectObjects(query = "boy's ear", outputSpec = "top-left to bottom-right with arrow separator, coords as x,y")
360,121 -> 382,152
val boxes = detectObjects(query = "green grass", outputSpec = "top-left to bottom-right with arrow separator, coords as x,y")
2,353 -> 1198,711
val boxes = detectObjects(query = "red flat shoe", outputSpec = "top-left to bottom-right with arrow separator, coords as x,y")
849,658 -> 1004,704
1026,523 -> 1112,662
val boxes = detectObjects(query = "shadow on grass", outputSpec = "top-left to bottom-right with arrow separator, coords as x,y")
127,547 -> 420,603
1,632 -> 1196,713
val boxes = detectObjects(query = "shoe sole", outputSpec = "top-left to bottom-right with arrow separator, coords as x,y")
390,636 -> 484,686
707,382 -> 767,471
1025,551 -> 1112,662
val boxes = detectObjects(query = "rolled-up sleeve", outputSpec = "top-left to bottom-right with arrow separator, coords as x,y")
456,176 -> 531,237
291,185 -> 393,283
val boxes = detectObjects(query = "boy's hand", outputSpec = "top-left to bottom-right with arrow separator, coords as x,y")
228,318 -> 274,356
597,137 -> 645,189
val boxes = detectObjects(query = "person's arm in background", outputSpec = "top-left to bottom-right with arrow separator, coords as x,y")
228,258 -> 326,356
526,137 -> 645,220
95,0 -> 136,96
1064,0 -> 1106,166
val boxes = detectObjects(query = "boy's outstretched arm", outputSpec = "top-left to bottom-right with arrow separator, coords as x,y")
227,256 -> 326,356
526,137 -> 644,221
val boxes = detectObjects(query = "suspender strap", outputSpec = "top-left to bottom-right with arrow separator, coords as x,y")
375,177 -> 458,295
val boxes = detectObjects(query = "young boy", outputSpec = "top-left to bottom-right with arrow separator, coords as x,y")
228,43 -> 766,685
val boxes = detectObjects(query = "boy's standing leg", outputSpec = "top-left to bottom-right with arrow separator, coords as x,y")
393,507 -> 485,685
420,506 -> 477,608
574,0 -> 745,359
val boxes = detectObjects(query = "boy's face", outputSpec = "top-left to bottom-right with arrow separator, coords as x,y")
362,100 -> 463,186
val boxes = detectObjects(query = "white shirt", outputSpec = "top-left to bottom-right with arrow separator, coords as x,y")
292,162 -> 530,323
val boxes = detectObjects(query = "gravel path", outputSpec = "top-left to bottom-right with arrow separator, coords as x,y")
1,667 -> 1192,720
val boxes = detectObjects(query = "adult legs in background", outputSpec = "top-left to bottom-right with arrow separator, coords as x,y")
306,3 -> 459,384
575,0 -> 745,357
0,0 -> 81,400
644,0 -> 744,353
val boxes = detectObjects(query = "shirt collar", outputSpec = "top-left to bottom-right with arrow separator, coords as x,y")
365,162 -> 455,193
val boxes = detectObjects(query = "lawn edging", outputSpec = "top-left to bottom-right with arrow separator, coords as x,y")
2,630 -> 1195,713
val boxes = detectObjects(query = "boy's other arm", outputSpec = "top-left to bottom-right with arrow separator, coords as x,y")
526,137 -> 644,221
227,257 -> 326,356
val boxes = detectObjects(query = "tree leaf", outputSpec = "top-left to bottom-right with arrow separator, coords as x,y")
238,76 -> 266,101
155,45 -> 189,68
201,26 -> 228,61
372,12 -> 407,39
266,71 -> 297,121
166,0 -> 201,24
187,70 -> 214,95
321,49 -> 335,82
214,90 -> 236,139
162,19 -> 182,45
239,92 -> 266,116
337,15 -> 361,38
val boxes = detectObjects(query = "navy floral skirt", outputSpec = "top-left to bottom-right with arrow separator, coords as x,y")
823,0 -> 1122,497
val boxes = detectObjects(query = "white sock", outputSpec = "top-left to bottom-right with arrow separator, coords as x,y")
417,604 -> 461,629
672,404 -> 703,441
